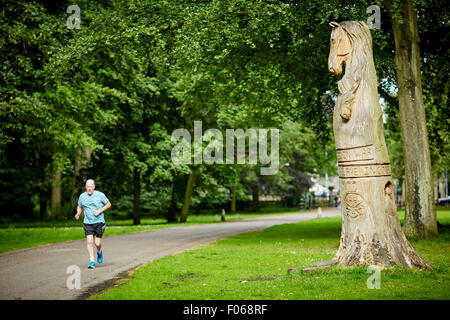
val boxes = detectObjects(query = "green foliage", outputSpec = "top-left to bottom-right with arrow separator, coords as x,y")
1,0 -> 446,221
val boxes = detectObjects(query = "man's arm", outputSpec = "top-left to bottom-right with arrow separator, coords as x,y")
75,206 -> 83,220
94,201 -> 111,216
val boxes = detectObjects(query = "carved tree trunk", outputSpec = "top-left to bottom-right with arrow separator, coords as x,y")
328,21 -> 431,269
384,0 -> 437,239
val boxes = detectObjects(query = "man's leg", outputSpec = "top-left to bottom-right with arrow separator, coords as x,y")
95,236 -> 104,263
94,223 -> 104,263
86,235 -> 95,262
94,236 -> 102,252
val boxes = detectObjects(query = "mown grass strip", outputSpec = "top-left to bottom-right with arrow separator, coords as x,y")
90,209 -> 450,300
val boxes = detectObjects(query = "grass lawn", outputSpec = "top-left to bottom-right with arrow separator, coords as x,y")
90,209 -> 450,300
0,206 -> 301,253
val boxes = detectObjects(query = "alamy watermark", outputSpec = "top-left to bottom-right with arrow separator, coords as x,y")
171,121 -> 279,175
367,5 -> 381,29
66,265 -> 81,290
366,265 -> 381,289
67,5 -> 81,29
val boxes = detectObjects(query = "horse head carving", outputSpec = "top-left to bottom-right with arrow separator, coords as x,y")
328,22 -> 352,75
328,21 -> 374,121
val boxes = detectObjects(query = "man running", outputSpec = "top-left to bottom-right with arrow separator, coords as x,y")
75,179 -> 111,269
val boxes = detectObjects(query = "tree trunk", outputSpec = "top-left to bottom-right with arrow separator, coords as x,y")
328,21 -> 431,269
401,179 -> 405,206
434,177 -> 438,201
251,185 -> 260,212
384,0 -> 437,239
50,161 -> 62,221
230,187 -> 237,213
133,167 -> 141,225
39,189 -> 47,221
438,172 -> 446,198
180,166 -> 198,223
167,180 -> 178,222
72,146 -> 92,207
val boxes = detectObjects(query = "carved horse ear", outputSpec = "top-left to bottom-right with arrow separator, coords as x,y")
329,21 -> 340,28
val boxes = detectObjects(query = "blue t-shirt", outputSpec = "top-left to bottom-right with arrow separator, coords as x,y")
78,190 -> 109,224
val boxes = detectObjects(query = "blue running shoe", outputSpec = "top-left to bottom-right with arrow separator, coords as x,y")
88,261 -> 95,269
97,249 -> 103,264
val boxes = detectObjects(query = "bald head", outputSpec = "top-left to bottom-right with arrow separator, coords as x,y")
86,179 -> 95,195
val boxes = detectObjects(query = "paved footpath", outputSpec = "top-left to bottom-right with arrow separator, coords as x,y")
0,208 -> 340,300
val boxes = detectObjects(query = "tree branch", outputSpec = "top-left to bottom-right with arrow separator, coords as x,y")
378,86 -> 399,111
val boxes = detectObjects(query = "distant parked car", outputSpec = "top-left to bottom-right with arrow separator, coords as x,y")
437,196 -> 450,206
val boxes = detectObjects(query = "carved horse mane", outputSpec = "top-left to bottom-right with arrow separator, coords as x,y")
329,21 -> 376,121
337,21 -> 373,82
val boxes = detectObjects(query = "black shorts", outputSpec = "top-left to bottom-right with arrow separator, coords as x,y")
83,223 -> 106,238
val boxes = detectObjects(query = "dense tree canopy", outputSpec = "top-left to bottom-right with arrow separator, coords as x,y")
0,0 -> 447,227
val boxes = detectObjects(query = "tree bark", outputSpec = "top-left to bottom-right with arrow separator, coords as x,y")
180,166 -> 198,223
384,0 -> 437,239
133,167 -> 141,225
72,146 -> 92,207
438,172 -> 446,198
230,187 -> 237,213
74,147 -> 92,180
251,185 -> 260,212
50,161 -> 62,221
39,189 -> 47,221
401,179 -> 405,202
433,176 -> 438,201
167,180 -> 178,222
